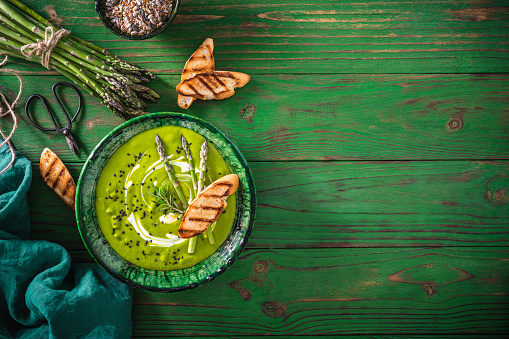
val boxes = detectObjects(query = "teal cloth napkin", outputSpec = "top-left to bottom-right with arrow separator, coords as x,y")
0,142 -> 133,339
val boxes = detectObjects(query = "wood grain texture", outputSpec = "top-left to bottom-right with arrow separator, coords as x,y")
6,73 -> 509,163
4,0 -> 509,336
2,0 -> 509,75
28,160 -> 509,249
127,247 -> 509,336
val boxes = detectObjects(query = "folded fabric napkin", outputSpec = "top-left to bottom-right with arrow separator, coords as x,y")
0,141 -> 133,339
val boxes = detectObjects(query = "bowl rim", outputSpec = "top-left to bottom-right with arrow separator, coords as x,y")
75,112 -> 256,292
95,0 -> 180,40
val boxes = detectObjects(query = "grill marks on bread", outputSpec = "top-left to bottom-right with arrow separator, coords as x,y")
177,38 -> 251,108
178,174 -> 239,239
40,148 -> 76,210
176,71 -> 250,101
177,38 -> 215,109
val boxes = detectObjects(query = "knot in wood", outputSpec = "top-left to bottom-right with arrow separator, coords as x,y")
493,189 -> 506,204
253,260 -> 269,274
422,283 -> 437,296
261,301 -> 286,318
239,288 -> 252,301
485,175 -> 509,205
446,116 -> 463,131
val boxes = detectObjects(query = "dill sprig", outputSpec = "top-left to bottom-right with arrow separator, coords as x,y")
149,184 -> 184,215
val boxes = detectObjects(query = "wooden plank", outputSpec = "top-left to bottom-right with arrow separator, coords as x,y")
3,0 -> 509,75
62,247 -> 509,336
28,160 -> 509,249
6,73 -> 509,163
133,337 -> 509,339
128,247 -> 509,336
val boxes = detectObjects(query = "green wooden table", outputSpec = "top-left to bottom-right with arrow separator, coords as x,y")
3,0 -> 509,336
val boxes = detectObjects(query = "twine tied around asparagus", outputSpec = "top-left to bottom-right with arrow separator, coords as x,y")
0,54 -> 23,175
20,26 -> 69,69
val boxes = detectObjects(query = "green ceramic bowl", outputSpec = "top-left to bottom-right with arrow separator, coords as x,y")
76,112 -> 255,292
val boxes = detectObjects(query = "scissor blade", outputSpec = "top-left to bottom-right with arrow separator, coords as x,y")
65,134 -> 80,156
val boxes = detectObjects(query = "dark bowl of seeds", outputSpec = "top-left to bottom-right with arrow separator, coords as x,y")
96,0 -> 179,40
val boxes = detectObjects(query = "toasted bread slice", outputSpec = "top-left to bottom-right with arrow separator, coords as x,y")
176,71 -> 251,101
178,174 -> 239,239
178,38 -> 215,109
40,148 -> 76,210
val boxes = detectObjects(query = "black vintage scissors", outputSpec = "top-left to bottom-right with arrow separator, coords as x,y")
25,82 -> 82,156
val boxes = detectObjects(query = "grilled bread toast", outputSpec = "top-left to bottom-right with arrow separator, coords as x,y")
176,71 -> 251,101
178,174 -> 239,239
178,38 -> 215,109
40,148 -> 76,210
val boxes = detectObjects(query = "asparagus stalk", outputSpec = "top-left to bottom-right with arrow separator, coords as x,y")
182,136 -> 216,247
206,223 -> 215,244
198,140 -> 209,193
155,134 -> 188,209
191,140 -> 214,249
182,136 -> 198,253
181,136 -> 198,201
200,140 -> 214,244
187,233 -> 197,253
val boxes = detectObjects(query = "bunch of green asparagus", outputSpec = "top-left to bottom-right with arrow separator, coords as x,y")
0,0 -> 159,118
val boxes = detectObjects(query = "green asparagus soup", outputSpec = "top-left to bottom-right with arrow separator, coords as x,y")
95,126 -> 236,271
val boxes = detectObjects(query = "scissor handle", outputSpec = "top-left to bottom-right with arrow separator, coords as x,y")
24,82 -> 81,132
52,82 -> 82,124
25,94 -> 58,132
